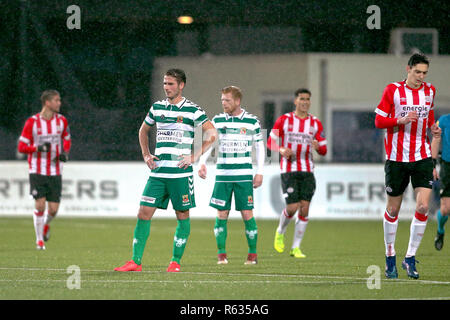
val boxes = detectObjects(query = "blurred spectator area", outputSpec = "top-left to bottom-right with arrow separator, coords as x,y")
1,1 -> 449,162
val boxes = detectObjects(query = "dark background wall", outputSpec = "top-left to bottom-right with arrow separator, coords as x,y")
1,0 -> 449,160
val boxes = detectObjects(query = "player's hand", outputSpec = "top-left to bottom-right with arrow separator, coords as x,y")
312,139 -> 320,151
198,164 -> 207,179
253,174 -> 263,189
177,154 -> 193,169
433,167 -> 439,181
431,123 -> 441,138
280,147 -> 293,160
397,111 -> 418,125
37,142 -> 51,152
58,152 -> 69,162
144,154 -> 159,169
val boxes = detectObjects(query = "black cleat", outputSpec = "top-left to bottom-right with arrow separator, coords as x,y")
434,232 -> 444,251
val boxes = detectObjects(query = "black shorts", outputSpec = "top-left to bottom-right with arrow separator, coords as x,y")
439,160 -> 450,198
29,174 -> 62,203
384,158 -> 434,197
281,171 -> 316,204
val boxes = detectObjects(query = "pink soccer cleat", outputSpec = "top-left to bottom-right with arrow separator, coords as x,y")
114,260 -> 142,272
167,261 -> 181,272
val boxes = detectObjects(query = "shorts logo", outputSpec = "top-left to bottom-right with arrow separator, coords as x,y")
385,186 -> 393,193
141,196 -> 156,204
287,187 -> 294,193
31,189 -> 38,196
182,194 -> 189,204
248,195 -> 253,204
211,197 -> 226,207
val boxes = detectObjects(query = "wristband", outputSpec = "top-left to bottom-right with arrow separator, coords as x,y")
432,158 -> 437,168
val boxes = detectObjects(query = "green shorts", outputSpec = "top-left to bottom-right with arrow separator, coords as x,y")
140,176 -> 196,211
209,181 -> 254,211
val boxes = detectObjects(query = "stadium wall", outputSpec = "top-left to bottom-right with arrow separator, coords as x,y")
0,161 -> 425,220
151,53 -> 450,122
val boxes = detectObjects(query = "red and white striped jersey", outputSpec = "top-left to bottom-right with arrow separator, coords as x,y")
375,81 -> 436,162
18,113 -> 71,176
268,112 -> 327,173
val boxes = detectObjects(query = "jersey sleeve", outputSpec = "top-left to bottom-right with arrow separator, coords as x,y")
144,105 -> 156,126
253,119 -> 263,142
267,115 -> 285,151
314,119 -> 327,156
375,84 -> 396,117
194,106 -> 208,128
17,118 -> 36,154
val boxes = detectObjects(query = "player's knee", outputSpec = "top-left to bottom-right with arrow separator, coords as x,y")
386,206 -> 400,216
416,202 -> 429,214
441,203 -> 450,216
137,206 -> 153,220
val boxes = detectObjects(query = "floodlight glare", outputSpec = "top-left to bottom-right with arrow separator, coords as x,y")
177,16 -> 194,24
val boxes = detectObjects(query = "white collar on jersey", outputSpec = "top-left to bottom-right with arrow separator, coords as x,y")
225,108 -> 246,120
165,97 -> 187,109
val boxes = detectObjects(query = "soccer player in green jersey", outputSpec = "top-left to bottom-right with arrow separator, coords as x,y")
198,86 -> 265,265
115,69 -> 217,272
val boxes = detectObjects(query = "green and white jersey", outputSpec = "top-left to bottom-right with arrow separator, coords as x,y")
212,109 -> 263,182
144,97 -> 208,178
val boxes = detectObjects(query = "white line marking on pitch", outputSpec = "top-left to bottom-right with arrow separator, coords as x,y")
0,267 -> 449,285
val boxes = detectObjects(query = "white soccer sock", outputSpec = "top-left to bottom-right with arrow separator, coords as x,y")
383,210 -> 398,257
277,209 -> 293,234
33,210 -> 45,243
406,212 -> 428,258
292,215 -> 308,249
45,211 -> 55,225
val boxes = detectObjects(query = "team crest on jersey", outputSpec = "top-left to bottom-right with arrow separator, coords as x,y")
177,116 -> 183,123
309,127 -> 314,135
400,97 -> 407,105
160,114 -> 165,120
248,196 -> 253,204
240,128 -> 247,134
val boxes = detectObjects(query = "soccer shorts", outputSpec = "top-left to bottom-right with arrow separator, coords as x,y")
281,171 -> 316,204
439,160 -> 450,198
384,158 -> 434,197
29,174 -> 62,203
140,176 -> 196,211
209,181 -> 254,211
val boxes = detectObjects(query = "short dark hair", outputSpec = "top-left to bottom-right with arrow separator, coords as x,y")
40,89 -> 60,105
165,68 -> 187,85
407,53 -> 429,67
295,88 -> 311,97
